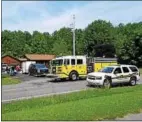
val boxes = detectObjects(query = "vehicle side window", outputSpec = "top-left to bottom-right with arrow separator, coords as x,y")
122,67 -> 129,73
67,59 -> 70,65
64,59 -> 70,65
71,59 -> 76,65
114,67 -> 122,74
77,59 -> 83,65
129,67 -> 138,72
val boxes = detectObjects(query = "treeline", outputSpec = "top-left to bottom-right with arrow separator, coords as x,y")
2,20 -> 142,67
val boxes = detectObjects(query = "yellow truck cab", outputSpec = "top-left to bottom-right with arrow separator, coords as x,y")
49,55 -> 117,81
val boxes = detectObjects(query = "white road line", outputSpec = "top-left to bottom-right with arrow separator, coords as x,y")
2,86 -> 38,92
2,88 -> 88,103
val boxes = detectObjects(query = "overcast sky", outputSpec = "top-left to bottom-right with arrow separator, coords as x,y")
2,1 -> 142,33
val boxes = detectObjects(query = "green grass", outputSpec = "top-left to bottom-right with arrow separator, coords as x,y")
2,75 -> 21,85
139,68 -> 142,74
2,85 -> 142,121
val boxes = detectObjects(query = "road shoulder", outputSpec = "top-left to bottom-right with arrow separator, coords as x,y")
116,112 -> 142,120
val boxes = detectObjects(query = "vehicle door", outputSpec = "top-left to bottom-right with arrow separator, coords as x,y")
121,66 -> 130,83
112,67 -> 123,83
70,58 -> 76,72
87,58 -> 94,73
63,59 -> 70,74
76,59 -> 86,75
32,65 -> 37,75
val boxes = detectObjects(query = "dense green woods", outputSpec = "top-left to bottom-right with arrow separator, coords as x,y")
2,20 -> 142,67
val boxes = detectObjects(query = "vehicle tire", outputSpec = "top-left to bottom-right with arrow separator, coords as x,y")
103,79 -> 111,89
34,73 -> 38,77
69,72 -> 78,81
129,77 -> 136,86
86,82 -> 91,87
28,72 -> 31,76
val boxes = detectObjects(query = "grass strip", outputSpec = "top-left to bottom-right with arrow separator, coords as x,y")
2,77 -> 21,85
2,85 -> 142,120
139,68 -> 142,74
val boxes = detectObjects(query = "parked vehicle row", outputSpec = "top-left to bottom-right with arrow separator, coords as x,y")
2,55 -> 141,89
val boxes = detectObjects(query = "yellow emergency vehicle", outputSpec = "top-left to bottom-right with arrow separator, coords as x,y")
49,55 -> 117,81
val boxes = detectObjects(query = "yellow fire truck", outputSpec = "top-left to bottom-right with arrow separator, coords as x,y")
49,55 -> 117,81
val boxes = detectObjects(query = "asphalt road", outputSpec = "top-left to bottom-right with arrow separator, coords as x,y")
2,74 -> 142,103
2,74 -> 88,102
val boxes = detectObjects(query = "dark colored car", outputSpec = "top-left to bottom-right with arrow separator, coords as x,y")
28,63 -> 48,76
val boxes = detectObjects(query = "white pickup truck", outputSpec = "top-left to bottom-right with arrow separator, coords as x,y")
87,65 -> 140,88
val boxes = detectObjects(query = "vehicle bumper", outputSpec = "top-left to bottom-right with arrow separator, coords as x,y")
137,76 -> 141,81
87,78 -> 103,86
37,72 -> 48,76
47,74 -> 63,80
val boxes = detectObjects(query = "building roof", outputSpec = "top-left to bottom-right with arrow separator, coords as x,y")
25,54 -> 55,61
2,55 -> 21,62
19,58 -> 27,61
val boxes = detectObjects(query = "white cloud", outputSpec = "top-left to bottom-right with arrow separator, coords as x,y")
2,1 -> 142,34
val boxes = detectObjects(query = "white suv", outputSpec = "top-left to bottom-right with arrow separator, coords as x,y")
87,65 -> 140,88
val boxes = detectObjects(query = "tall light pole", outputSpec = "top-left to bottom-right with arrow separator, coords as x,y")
73,14 -> 76,56
70,14 -> 76,56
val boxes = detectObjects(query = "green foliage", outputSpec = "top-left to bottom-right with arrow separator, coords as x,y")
2,85 -> 142,120
139,68 -> 142,74
51,28 -> 72,55
117,22 -> 142,66
84,20 -> 115,56
2,20 -> 142,67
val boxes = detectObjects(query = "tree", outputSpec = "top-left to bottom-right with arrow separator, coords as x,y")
52,27 -> 72,55
84,20 -> 115,57
1,20 -> 142,67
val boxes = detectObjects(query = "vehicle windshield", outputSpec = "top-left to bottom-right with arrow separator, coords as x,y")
99,67 -> 114,73
35,64 -> 46,69
52,59 -> 63,66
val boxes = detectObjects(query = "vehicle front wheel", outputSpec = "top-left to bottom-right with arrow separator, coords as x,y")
103,79 -> 111,89
129,77 -> 136,86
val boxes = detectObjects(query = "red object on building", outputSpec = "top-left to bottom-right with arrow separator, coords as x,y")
2,55 -> 21,66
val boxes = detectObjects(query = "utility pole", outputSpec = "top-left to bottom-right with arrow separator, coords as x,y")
73,14 -> 76,56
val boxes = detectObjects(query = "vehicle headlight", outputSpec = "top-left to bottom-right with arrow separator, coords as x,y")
95,76 -> 102,80
37,69 -> 40,73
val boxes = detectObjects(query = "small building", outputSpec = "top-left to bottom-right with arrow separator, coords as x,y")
24,54 -> 55,67
2,55 -> 21,66
2,54 -> 56,73
19,54 -> 55,73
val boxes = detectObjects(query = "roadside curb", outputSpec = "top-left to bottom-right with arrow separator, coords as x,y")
115,112 -> 142,120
